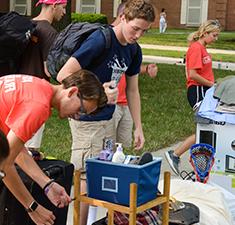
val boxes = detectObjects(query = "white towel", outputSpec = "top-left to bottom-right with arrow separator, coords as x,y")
158,178 -> 233,225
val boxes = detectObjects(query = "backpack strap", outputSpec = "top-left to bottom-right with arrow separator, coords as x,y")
101,26 -> 112,49
89,26 -> 112,70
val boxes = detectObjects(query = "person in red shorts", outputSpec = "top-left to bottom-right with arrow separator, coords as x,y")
165,20 -> 221,175
0,70 -> 107,225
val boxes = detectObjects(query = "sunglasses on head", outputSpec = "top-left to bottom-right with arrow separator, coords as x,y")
211,19 -> 220,27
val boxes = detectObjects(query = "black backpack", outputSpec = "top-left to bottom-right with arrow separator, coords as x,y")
47,22 -> 111,81
0,11 -> 36,74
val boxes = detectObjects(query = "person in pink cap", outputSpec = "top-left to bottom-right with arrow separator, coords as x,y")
36,0 -> 67,7
18,0 -> 67,154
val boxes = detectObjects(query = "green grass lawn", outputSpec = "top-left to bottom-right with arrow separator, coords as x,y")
41,65 -> 234,161
139,28 -> 235,50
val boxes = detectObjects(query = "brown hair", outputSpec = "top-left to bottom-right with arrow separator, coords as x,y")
62,69 -> 107,109
187,20 -> 221,43
117,2 -> 126,17
124,0 -> 155,22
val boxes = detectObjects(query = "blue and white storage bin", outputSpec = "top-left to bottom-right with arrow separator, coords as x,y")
86,157 -> 162,206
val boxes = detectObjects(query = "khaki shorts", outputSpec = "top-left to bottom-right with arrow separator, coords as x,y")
69,118 -> 115,179
25,123 -> 45,149
113,104 -> 133,148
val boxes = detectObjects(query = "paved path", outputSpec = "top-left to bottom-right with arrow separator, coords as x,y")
140,44 -> 235,71
143,55 -> 235,71
140,44 -> 235,55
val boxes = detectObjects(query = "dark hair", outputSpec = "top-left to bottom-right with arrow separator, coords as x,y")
124,0 -> 155,22
161,8 -> 165,12
62,69 -> 107,109
0,130 -> 9,164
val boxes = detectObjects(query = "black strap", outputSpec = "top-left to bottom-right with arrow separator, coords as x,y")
89,27 -> 112,70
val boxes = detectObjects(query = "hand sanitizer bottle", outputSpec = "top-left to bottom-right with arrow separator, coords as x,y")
112,143 -> 125,163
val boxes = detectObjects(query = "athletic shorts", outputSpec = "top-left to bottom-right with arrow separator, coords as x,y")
187,85 -> 210,109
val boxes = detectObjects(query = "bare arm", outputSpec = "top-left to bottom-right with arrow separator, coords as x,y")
44,61 -> 51,78
16,149 -> 71,208
189,69 -> 214,87
57,57 -> 119,104
3,130 -> 55,225
57,57 -> 82,83
126,75 -> 145,149
4,129 -> 71,224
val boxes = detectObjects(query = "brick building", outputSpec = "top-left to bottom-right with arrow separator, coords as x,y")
1,0 -> 235,31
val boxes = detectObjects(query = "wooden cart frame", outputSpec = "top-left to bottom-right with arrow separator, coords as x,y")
73,170 -> 170,225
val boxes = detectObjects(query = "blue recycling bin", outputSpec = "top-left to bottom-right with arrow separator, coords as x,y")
86,157 -> 162,206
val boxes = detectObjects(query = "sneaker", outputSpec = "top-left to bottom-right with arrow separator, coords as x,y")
165,150 -> 180,175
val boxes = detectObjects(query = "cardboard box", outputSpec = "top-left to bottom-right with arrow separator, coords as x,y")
86,157 -> 162,206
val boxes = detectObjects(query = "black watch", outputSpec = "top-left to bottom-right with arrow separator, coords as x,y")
26,201 -> 39,212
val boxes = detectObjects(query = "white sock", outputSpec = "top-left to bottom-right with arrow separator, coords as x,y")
86,206 -> 98,225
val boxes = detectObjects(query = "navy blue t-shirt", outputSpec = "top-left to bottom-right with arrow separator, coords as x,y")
72,27 -> 142,121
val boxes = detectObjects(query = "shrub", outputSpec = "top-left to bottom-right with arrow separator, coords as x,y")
71,13 -> 108,24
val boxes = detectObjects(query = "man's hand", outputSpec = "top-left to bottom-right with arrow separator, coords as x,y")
46,182 -> 71,208
28,204 -> 55,225
103,81 -> 118,104
133,127 -> 145,150
146,64 -> 158,78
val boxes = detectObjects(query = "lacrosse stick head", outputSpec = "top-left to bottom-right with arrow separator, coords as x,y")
190,143 -> 216,183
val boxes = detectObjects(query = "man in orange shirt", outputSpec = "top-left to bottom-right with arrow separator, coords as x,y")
0,70 -> 107,225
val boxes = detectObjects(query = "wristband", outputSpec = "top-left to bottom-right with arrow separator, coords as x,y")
43,179 -> 55,195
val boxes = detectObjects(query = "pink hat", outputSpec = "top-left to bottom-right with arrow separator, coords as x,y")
36,0 -> 67,7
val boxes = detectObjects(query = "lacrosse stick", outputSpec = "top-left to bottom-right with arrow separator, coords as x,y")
179,170 -> 196,182
190,143 -> 216,183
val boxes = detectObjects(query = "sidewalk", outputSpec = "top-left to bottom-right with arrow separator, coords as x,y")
143,55 -> 235,71
140,44 -> 235,55
66,141 -> 191,225
140,44 -> 235,71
